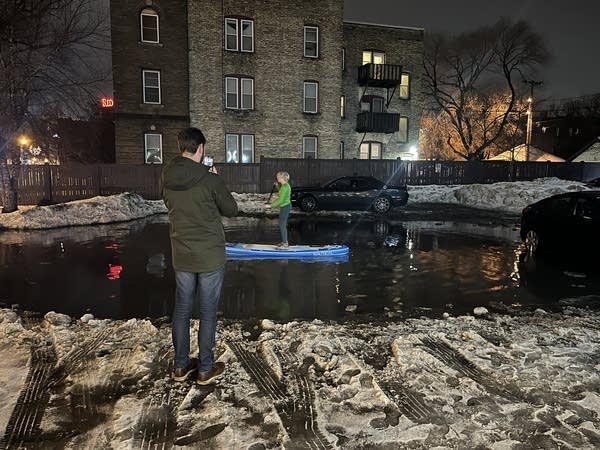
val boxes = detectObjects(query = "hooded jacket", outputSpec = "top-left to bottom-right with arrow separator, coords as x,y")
160,156 -> 238,272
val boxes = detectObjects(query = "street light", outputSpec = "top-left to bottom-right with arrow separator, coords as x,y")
17,135 -> 31,164
523,80 -> 543,161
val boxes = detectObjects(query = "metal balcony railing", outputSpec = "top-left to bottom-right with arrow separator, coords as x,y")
356,112 -> 400,133
357,63 -> 402,87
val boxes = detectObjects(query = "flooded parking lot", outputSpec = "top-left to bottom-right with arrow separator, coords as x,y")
1,213 -> 598,321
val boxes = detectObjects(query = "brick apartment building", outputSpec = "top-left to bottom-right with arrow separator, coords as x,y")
110,0 -> 424,165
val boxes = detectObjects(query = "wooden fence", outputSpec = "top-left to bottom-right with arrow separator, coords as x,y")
3,159 -> 600,206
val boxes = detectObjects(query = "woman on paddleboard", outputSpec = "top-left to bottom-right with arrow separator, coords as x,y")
266,171 -> 291,248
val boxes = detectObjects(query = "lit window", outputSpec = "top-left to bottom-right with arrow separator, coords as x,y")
225,76 -> 254,110
226,134 -> 254,163
304,26 -> 319,58
399,117 -> 408,142
359,141 -> 382,159
142,70 -> 161,104
145,133 -> 162,164
362,50 -> 385,65
225,18 -> 254,52
303,136 -> 317,159
303,81 -> 318,113
140,8 -> 159,43
399,72 -> 410,99
340,95 -> 345,118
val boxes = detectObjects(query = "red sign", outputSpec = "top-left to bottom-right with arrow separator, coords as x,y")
101,97 -> 115,108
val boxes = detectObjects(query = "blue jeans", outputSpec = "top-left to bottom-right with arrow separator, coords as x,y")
279,204 -> 291,244
172,266 -> 225,373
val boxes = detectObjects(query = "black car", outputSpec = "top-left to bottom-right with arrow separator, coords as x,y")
520,190 -> 600,257
290,175 -> 409,213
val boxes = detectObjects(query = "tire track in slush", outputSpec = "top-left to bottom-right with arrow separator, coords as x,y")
131,343 -> 179,450
419,336 -> 525,402
340,337 -> 443,426
228,340 -> 333,449
0,344 -> 56,450
131,342 -> 219,449
1,326 -> 114,449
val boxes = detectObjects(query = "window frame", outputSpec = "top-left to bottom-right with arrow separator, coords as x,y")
226,133 -> 255,163
304,25 -> 319,58
140,8 -> 159,43
362,50 -> 386,65
359,141 -> 383,160
144,133 -> 163,164
399,72 -> 410,99
225,76 -> 254,110
142,69 -> 161,104
398,116 -> 409,143
303,81 -> 318,114
303,136 -> 318,159
360,95 -> 385,113
225,17 -> 254,52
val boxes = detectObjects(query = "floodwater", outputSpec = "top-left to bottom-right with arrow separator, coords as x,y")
1,215 -> 599,321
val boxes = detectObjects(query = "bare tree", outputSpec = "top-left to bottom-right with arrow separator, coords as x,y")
0,0 -> 109,212
422,18 -> 550,160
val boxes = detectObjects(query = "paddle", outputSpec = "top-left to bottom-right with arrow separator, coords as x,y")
266,181 -> 278,204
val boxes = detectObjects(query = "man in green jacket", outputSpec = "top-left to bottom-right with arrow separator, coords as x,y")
160,127 -> 238,385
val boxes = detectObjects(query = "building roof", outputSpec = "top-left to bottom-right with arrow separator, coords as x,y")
489,144 -> 565,162
568,136 -> 600,162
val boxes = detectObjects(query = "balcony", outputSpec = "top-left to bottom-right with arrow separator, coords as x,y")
357,63 -> 402,88
356,112 -> 400,133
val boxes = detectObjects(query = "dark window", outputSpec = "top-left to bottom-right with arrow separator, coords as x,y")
140,8 -> 159,43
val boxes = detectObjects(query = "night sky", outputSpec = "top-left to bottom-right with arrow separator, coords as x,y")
344,0 -> 599,100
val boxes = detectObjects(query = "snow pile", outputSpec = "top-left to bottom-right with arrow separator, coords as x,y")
0,178 -> 593,230
408,177 -> 591,213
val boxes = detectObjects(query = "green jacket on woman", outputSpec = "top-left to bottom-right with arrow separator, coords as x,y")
160,156 -> 238,273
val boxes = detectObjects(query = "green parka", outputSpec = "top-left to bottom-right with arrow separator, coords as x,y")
160,156 -> 238,272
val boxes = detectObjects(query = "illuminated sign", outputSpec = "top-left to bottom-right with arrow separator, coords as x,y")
101,97 -> 115,108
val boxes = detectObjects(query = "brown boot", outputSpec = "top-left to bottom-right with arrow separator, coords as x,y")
197,362 -> 225,385
172,358 -> 198,382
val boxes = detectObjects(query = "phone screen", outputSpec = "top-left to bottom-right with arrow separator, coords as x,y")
203,156 -> 214,167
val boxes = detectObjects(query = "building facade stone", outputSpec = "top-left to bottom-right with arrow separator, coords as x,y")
110,1 -> 424,164
342,22 -> 425,160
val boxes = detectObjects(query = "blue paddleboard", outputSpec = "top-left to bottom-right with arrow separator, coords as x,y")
226,243 -> 349,261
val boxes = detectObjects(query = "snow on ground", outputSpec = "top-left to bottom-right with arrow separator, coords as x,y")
1,177 -> 599,448
1,306 -> 599,449
0,177 -> 593,230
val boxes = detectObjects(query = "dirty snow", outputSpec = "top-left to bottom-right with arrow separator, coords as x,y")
1,177 -> 599,448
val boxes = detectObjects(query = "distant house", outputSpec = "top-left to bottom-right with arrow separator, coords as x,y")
568,137 -> 600,162
489,144 -> 565,162
532,116 -> 600,160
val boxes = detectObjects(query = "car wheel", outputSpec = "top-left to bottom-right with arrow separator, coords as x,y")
525,229 -> 540,254
373,196 -> 391,213
300,195 -> 317,212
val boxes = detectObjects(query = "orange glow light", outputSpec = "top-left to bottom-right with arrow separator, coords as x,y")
101,97 -> 115,108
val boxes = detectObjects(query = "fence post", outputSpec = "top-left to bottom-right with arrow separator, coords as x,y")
43,164 -> 53,203
97,165 -> 102,196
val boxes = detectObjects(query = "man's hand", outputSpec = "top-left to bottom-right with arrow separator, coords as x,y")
209,166 -> 218,174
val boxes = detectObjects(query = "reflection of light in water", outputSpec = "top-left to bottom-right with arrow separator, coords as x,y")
107,263 -> 123,280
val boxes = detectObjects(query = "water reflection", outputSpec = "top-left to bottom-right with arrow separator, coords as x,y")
0,216 -> 596,321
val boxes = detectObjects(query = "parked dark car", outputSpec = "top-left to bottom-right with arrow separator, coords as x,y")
520,190 -> 600,257
290,175 -> 409,213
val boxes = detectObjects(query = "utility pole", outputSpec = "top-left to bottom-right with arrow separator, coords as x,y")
523,79 -> 543,161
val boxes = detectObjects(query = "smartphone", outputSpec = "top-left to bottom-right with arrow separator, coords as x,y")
202,156 -> 214,167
